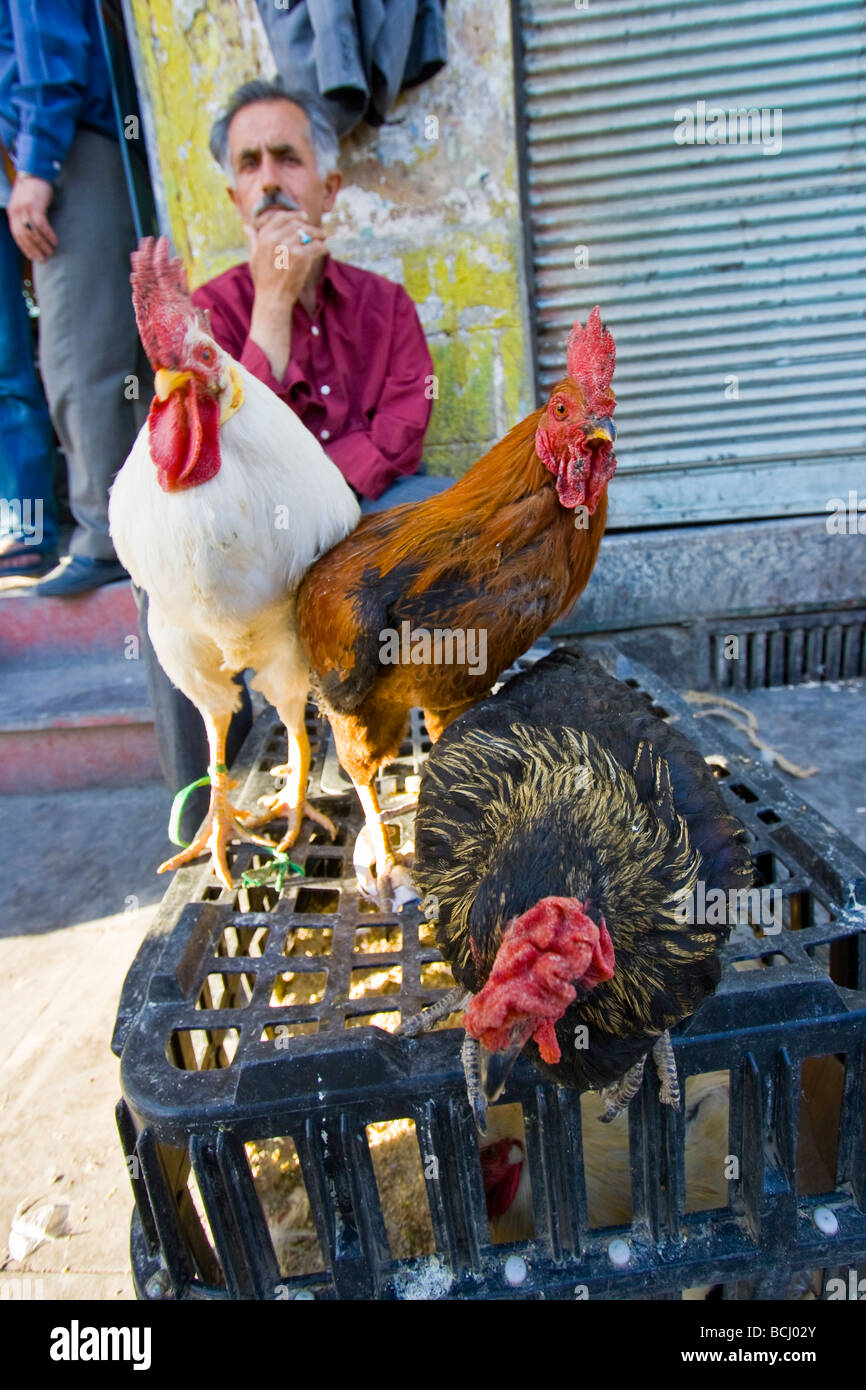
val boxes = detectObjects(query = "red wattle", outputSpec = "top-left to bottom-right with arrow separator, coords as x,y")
482,1141 -> 524,1219
465,897 -> 615,1065
534,425 -> 616,515
148,384 -> 221,492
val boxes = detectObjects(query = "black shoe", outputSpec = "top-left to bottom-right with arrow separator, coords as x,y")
29,556 -> 128,597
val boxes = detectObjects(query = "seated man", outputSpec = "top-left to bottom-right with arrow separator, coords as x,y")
193,77 -> 446,513
140,79 -> 449,840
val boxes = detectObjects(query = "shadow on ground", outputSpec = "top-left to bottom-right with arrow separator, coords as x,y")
0,783 -> 174,937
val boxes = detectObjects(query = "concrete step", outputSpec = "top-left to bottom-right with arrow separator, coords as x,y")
0,578 -> 139,659
0,582 -> 160,792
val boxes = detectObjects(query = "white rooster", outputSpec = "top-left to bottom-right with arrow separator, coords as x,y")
109,236 -> 359,888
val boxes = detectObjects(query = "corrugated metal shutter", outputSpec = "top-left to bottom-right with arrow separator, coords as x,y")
516,0 -> 866,528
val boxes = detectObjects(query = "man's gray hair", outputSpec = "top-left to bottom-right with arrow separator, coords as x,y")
209,79 -> 340,181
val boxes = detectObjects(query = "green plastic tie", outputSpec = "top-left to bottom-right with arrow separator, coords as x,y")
167,763 -> 232,847
241,849 -> 305,893
168,775 -> 211,848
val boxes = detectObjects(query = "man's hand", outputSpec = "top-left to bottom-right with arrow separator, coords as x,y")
246,210 -> 327,380
8,175 -> 57,262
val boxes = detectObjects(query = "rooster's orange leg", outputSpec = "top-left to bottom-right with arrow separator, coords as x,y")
158,714 -> 275,890
251,719 -> 336,846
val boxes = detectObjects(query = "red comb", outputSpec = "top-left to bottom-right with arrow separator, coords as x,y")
566,306 -> 616,409
130,236 -> 194,367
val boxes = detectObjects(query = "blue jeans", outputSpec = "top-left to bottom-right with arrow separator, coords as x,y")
0,211 -> 58,552
360,466 -> 454,514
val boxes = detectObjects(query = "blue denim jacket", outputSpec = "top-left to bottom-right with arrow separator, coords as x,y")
0,1 -> 116,182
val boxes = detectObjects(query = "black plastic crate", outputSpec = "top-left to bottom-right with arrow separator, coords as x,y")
112,644 -> 866,1301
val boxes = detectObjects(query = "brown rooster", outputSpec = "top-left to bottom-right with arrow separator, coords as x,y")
408,647 -> 753,1127
296,309 -> 617,905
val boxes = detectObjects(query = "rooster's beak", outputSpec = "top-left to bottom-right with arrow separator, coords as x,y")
481,1019 -> 536,1105
586,416 -> 616,444
154,368 -> 192,401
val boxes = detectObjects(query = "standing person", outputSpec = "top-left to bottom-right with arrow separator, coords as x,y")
0,138 -> 59,578
0,0 -> 149,596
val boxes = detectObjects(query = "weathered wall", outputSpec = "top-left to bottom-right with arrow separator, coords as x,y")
125,0 -> 534,476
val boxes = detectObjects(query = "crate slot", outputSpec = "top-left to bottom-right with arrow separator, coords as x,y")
349,964 -> 402,999
797,1054 -> 845,1196
310,823 -> 347,847
420,960 -> 454,990
284,926 -> 333,957
303,855 -> 344,879
683,1071 -> 730,1214
294,887 -> 340,914
353,924 -> 403,953
418,920 -> 438,947
167,1027 -> 240,1071
196,972 -> 256,1011
752,850 -> 790,884
237,882 -> 280,913
580,1093 -> 632,1228
261,1020 -> 320,1041
480,1102 -> 534,1245
364,1120 -> 437,1260
271,970 -> 327,1007
246,1136 -> 327,1278
216,924 -> 269,958
344,1009 -> 401,1031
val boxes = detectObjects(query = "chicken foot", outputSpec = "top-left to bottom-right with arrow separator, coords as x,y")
462,1034 -> 489,1135
251,721 -> 336,847
352,779 -> 419,911
652,1030 -> 681,1109
158,716 -> 276,891
396,987 -> 471,1037
599,1029 -> 680,1122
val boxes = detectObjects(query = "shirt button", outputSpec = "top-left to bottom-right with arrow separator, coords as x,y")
320,428 -> 330,440
311,325 -> 320,336
320,384 -> 330,395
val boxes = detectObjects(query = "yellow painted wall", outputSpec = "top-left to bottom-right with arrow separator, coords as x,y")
125,0 -> 534,475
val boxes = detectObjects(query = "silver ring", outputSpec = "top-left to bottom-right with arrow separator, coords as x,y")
23,219 -> 32,230
298,230 -> 312,245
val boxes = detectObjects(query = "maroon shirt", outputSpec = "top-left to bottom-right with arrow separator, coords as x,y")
191,255 -> 434,500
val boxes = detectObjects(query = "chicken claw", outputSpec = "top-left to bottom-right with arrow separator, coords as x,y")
599,1056 -> 646,1123
397,987 -> 470,1037
158,789 -> 276,891
353,841 -> 420,912
462,1034 -> 488,1135
250,765 -> 337,847
598,1030 -> 680,1122
352,800 -> 420,911
652,1030 -> 681,1109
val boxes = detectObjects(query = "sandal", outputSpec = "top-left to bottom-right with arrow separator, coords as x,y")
0,538 -> 59,578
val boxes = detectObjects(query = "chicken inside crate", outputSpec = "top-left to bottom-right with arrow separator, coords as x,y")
112,644 -> 866,1301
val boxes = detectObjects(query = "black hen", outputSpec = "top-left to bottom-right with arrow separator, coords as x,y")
412,647 -> 752,1115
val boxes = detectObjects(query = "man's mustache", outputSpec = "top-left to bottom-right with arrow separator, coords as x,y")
252,190 -> 301,219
